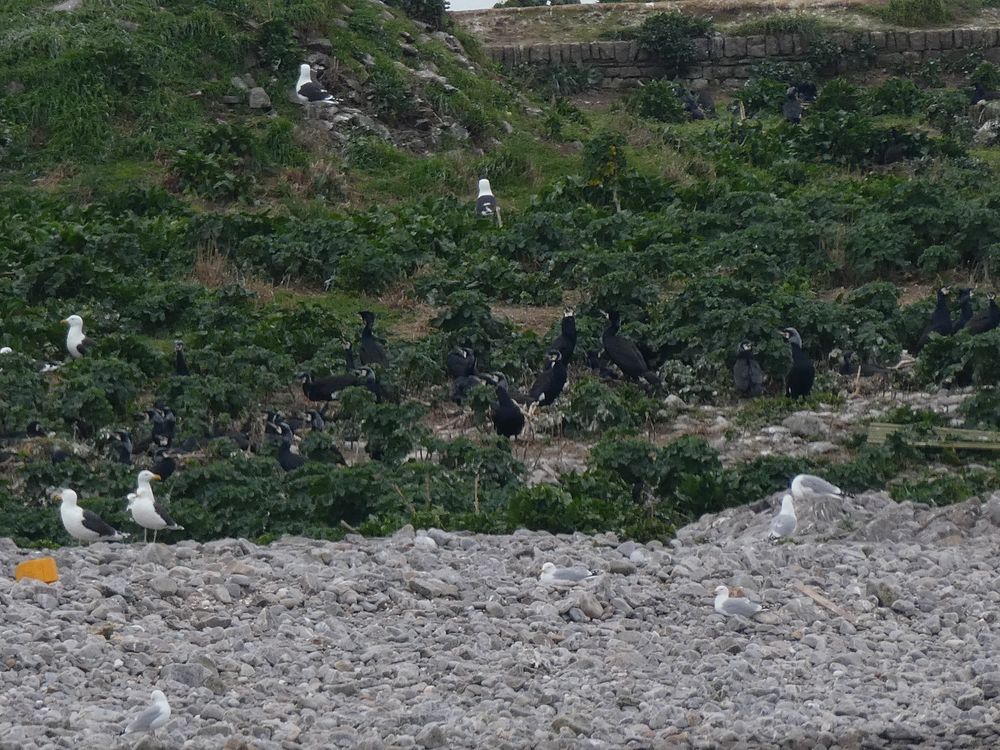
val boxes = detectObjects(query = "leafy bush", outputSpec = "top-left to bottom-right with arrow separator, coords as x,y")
634,12 -> 713,75
389,0 -> 451,28
867,77 -> 927,116
625,80 -> 687,123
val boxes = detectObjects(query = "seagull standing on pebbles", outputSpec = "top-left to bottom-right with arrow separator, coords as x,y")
713,585 -> 762,618
122,689 -> 171,737
539,562 -> 595,585
127,470 -> 182,543
55,488 -> 129,543
768,493 -> 797,541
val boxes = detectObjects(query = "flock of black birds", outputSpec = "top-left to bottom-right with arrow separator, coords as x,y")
3,282 -> 999,483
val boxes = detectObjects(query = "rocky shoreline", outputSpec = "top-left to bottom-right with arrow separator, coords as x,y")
4,492 -> 1000,749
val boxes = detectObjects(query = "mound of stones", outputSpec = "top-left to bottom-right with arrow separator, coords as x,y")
4,490 -> 1000,748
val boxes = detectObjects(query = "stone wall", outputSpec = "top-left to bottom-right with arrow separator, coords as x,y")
487,28 -> 1000,89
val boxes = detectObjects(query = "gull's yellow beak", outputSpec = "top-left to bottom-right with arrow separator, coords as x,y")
151,474 -> 161,481
60,318 -> 68,325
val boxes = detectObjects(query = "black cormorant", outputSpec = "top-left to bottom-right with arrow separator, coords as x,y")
549,309 -> 577,363
527,350 -> 568,411
174,340 -> 189,376
446,347 -> 477,379
359,311 -> 389,367
601,311 -> 660,386
914,287 -> 951,353
277,423 -> 305,472
491,383 -> 525,439
782,87 -> 802,124
733,341 -> 764,397
782,327 -> 815,399
952,288 -> 974,332
966,292 -> 1000,335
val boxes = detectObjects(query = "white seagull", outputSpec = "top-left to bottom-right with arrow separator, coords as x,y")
768,493 -> 797,541
713,585 -> 762,618
539,562 -> 596,585
122,689 -> 171,736
295,63 -> 337,104
55,488 -> 129,543
61,314 -> 94,358
128,470 -> 182,543
790,473 -> 850,525
475,178 -> 500,225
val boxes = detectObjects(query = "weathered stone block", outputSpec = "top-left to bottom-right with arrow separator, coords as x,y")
613,41 -> 631,63
792,34 -> 804,55
909,32 -> 925,51
894,32 -> 910,51
939,31 -> 953,49
877,52 -> 903,67
925,31 -> 940,49
986,47 -> 1000,64
832,32 -> 852,50
692,37 -> 709,60
778,33 -> 795,54
709,34 -> 725,58
528,45 -> 548,64
615,66 -> 642,78
724,36 -> 747,58
963,29 -> 975,48
902,51 -> 920,65
570,43 -> 584,63
870,31 -> 886,50
635,46 -> 652,62
746,34 -> 765,56
689,78 -> 708,91
597,41 -> 615,60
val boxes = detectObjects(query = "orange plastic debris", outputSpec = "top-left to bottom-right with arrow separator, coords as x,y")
14,557 -> 59,584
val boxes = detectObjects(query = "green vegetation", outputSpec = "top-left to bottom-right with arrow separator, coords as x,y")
632,12 -> 713,76
4,1 -> 1000,548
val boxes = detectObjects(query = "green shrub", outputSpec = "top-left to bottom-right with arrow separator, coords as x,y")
625,80 -> 687,123
634,12 -> 713,75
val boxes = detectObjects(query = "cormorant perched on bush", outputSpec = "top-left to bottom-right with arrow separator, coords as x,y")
549,309 -> 577,363
354,366 -> 390,403
782,327 -> 814,398
601,311 -> 660,386
782,87 -> 802,124
173,340 -> 189,376
113,430 -> 133,465
836,351 -> 891,378
972,82 -> 1000,104
952,288 -> 974,332
966,292 -> 1000,335
446,347 -> 477,379
491,382 -> 525,439
914,287 -> 951,354
527,350 -> 567,412
297,371 -> 361,401
732,341 -> 764,397
151,448 -> 176,480
277,423 -> 305,472
359,311 -> 389,367
792,81 -> 817,103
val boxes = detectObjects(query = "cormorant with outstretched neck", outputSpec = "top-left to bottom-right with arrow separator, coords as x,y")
601,311 -> 660,386
966,292 -> 1000,335
173,340 -> 189,376
782,327 -> 814,398
359,311 -> 388,367
732,341 -> 764,397
914,287 -> 951,353
549,309 -> 577,364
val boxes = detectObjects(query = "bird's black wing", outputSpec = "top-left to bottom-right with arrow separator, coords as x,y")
152,500 -> 179,528
81,509 -> 116,537
298,81 -> 331,101
76,336 -> 96,356
528,367 -> 553,403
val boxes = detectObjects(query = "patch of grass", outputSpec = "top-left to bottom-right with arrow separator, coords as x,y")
725,14 -> 844,38
867,0 -> 951,26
